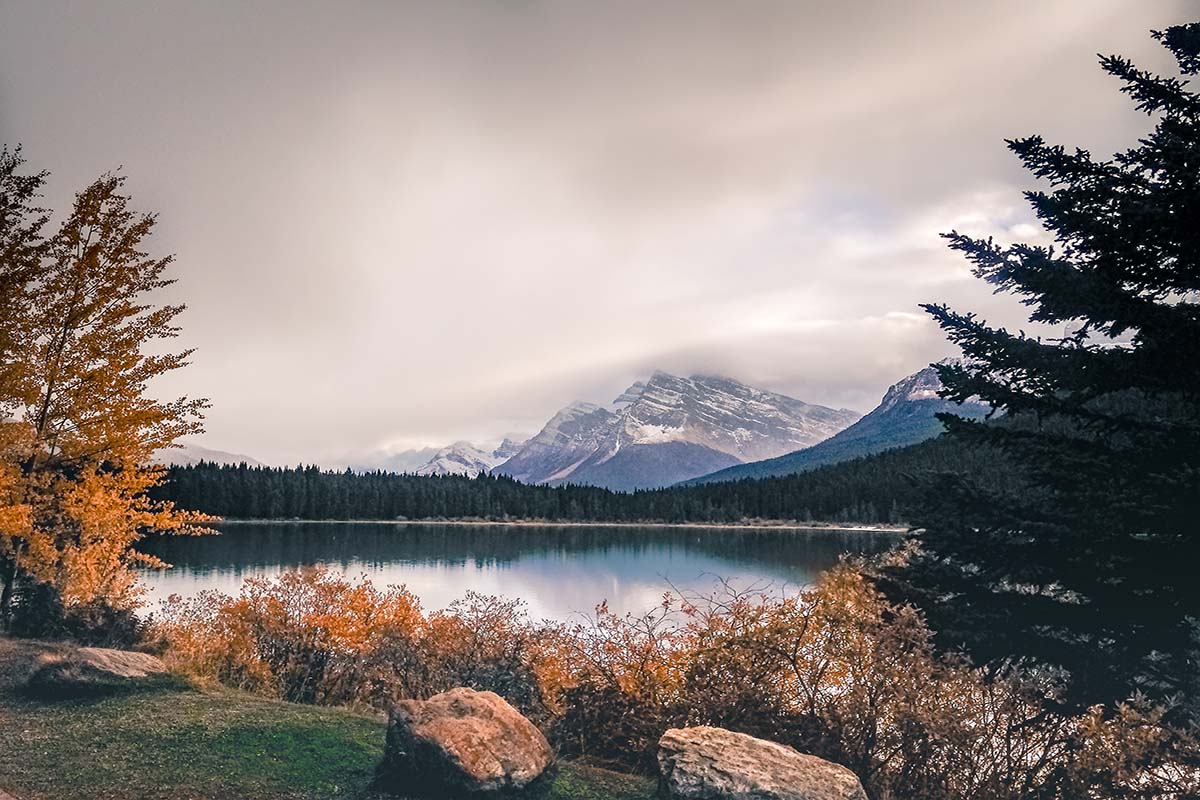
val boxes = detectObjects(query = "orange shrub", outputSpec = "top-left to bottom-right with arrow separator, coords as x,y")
155,568 -> 565,716
153,565 -> 1199,800
157,569 -> 427,705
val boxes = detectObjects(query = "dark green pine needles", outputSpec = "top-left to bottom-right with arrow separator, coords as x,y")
880,21 -> 1200,711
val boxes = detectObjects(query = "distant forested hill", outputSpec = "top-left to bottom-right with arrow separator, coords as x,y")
155,432 -> 1008,525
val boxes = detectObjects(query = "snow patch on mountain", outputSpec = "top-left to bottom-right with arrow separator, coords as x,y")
631,423 -> 685,444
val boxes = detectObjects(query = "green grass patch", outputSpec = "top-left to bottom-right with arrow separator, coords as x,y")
0,684 -> 384,799
0,642 -> 654,800
529,763 -> 656,800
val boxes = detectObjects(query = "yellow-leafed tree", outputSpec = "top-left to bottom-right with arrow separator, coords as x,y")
0,146 -> 208,625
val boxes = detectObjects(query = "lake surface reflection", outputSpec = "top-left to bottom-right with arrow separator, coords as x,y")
138,522 -> 896,622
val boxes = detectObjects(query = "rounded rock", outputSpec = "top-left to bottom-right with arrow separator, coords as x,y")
658,726 -> 866,800
376,687 -> 553,795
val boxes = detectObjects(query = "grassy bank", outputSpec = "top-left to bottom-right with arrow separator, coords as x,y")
0,639 -> 654,800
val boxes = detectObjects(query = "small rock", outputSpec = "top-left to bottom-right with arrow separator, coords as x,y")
658,726 -> 866,800
24,646 -> 171,698
376,687 -> 553,795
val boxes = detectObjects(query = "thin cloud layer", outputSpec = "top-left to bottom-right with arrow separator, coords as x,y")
0,1 -> 1191,463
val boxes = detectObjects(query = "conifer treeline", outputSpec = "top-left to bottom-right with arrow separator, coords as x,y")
154,434 -> 1000,524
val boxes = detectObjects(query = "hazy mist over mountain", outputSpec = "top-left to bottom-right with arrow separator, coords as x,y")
1,0 -> 1191,464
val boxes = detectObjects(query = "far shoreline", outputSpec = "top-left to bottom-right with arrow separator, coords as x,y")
205,518 -> 908,534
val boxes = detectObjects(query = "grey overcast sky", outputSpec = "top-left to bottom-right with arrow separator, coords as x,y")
0,1 -> 1193,464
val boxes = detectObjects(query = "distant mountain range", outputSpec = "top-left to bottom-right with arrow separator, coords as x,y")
157,365 -> 987,492
682,365 -> 989,485
493,371 -> 860,491
343,447 -> 440,474
152,441 -> 263,467
413,438 -> 527,478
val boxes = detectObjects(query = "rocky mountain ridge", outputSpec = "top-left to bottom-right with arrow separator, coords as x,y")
493,371 -> 860,491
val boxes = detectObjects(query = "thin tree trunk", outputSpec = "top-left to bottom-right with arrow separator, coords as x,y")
0,553 -> 16,631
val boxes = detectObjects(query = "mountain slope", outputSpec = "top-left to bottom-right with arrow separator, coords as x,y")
494,371 -> 860,490
559,441 -> 741,492
683,365 -> 988,485
493,402 -> 622,484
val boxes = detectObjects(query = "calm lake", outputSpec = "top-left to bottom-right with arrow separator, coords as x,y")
137,522 -> 897,622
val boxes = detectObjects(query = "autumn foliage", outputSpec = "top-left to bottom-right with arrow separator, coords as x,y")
0,146 -> 208,626
155,565 -> 1199,800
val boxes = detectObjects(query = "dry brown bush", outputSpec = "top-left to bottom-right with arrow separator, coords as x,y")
154,565 -> 1198,800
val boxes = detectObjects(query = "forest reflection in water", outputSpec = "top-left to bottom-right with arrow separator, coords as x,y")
139,522 -> 897,622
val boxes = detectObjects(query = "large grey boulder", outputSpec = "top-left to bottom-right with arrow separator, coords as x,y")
376,687 -> 553,795
24,646 -> 171,698
658,726 -> 866,800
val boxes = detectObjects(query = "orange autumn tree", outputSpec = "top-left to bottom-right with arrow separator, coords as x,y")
0,147 -> 208,625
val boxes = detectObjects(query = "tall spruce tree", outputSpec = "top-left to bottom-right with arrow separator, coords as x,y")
880,22 -> 1200,709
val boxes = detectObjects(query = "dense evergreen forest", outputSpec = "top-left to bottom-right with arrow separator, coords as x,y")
154,433 -> 1003,524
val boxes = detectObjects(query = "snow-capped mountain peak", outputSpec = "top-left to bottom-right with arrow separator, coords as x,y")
614,372 -> 859,462
494,371 -> 860,490
414,439 -> 524,478
878,365 -> 946,411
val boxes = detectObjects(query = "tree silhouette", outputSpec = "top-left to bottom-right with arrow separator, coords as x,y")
881,22 -> 1200,709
